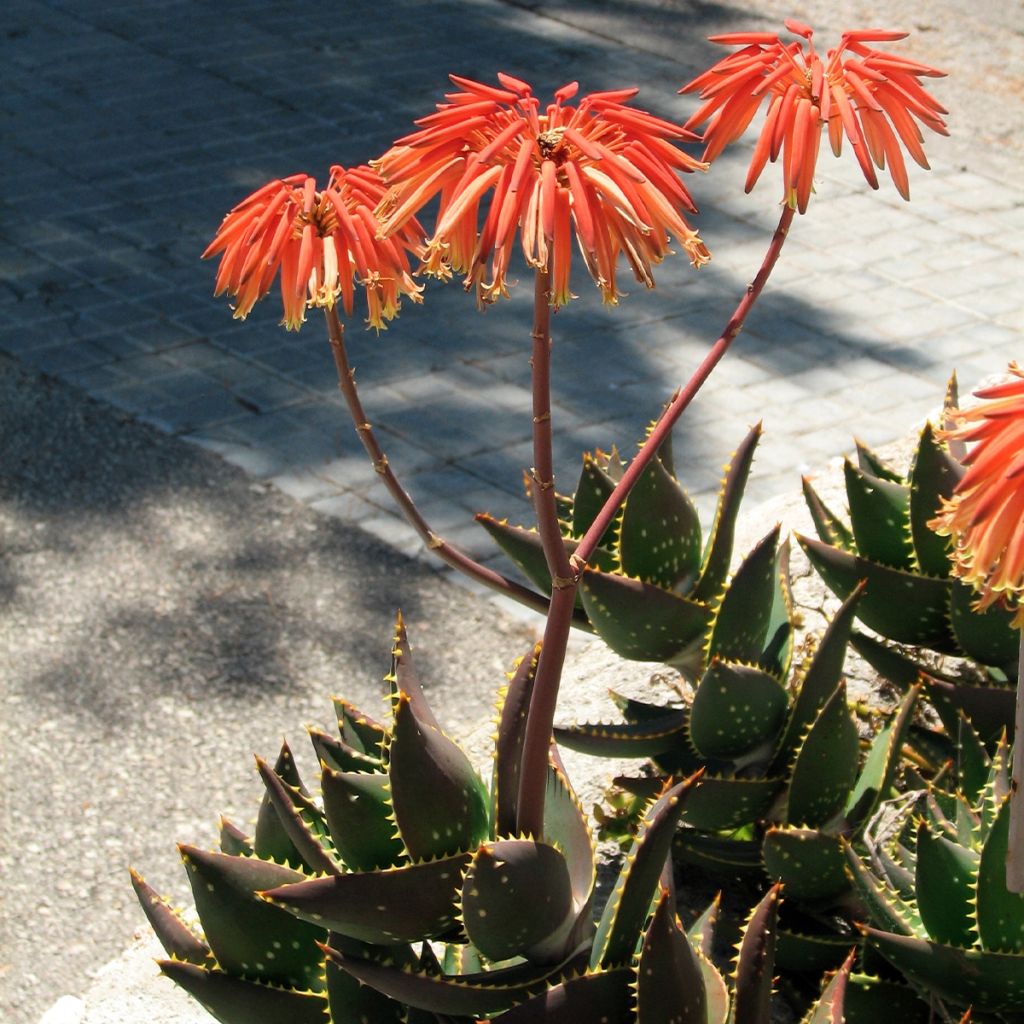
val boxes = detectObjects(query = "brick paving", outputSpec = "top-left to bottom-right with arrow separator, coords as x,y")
3,0 -> 1022,592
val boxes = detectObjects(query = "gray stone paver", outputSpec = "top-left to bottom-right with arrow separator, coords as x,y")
2,0 -> 1022,585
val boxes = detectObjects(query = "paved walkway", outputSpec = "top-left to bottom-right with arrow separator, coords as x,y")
3,0 -> 1022,582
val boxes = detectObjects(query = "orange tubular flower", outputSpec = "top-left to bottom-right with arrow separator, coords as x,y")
681,20 -> 948,211
931,365 -> 1024,628
373,73 -> 711,308
202,165 -> 425,331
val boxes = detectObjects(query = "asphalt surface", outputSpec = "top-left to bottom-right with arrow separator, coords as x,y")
2,0 -> 1023,1020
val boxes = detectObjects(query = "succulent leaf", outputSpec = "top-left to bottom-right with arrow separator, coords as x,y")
324,953 -> 407,1024
762,828 -> 849,901
634,887 -> 708,1024
841,841 -> 919,937
801,478 -> 855,552
156,961 -> 328,1024
854,441 -> 903,483
254,742 -> 310,870
618,451 -> 702,589
129,868 -> 211,966
218,818 -> 254,858
949,579 -> 1021,669
841,974 -> 932,1023
179,845 -> 326,991
570,452 -> 618,544
694,422 -> 762,603
797,535 -> 955,650
731,883 -> 781,1024
493,643 -> 541,837
461,839 -> 575,963
799,949 -> 854,1024
706,527 -> 781,666
555,707 -> 689,758
489,966 -> 634,1023
914,822 -> 979,949
333,698 -> 388,759
260,853 -> 470,944
308,728 -> 380,774
681,775 -> 781,832
976,797 -> 1024,953
592,774 -> 700,969
689,660 -> 788,761
543,761 -> 596,909
843,459 -> 913,571
786,682 -> 860,828
579,568 -> 712,667
320,768 -> 405,871
907,422 -> 963,576
388,692 -> 489,861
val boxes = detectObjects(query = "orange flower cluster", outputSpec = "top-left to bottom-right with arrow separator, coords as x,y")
202,165 -> 424,331
373,73 -> 710,308
681,20 -> 947,211
931,365 -> 1024,628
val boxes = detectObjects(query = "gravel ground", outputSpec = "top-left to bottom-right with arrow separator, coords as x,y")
0,353 -> 539,1021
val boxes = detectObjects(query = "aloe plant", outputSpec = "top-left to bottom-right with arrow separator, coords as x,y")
478,423 -> 763,674
845,731 -> 1024,1021
798,376 -> 1018,736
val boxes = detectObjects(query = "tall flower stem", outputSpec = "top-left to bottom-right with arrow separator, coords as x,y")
516,204 -> 796,838
1008,630 -> 1024,892
323,306 -> 553,615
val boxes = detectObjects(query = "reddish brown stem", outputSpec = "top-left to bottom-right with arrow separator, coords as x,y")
323,306 -> 551,615
1007,630 -> 1024,892
516,204 -> 796,839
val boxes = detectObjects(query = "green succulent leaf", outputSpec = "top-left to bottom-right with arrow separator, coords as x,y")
949,578 -> 1020,668
178,845 -> 325,992
801,478 -> 855,553
555,707 -> 689,758
571,452 -> 619,544
320,768 -> 404,871
543,761 -> 596,909
157,961 -> 328,1024
681,775 -> 781,832
673,831 -> 764,873
309,728 -> 381,774
689,660 -> 788,761
732,883 -> 782,1024
218,819 -> 254,858
489,967 -> 634,1024
841,974 -> 931,1024
694,422 -> 762,603
333,698 -> 387,760
926,674 -> 1016,745
914,822 -> 979,949
775,926 -> 855,974
324,953 -> 407,1024
323,944 -> 575,1017
800,949 -> 854,1024
254,741 -> 310,870
843,459 -> 914,571
256,757 -> 340,877
635,887 -> 708,1024
461,839 -> 574,963
388,692 -> 489,861
619,450 -> 702,590
706,527 -> 781,666
579,568 -> 712,667
841,842 -> 920,937
797,535 -> 956,651
863,927 -> 1024,1014
855,441 -> 903,483
845,685 -> 919,831
908,422 -> 963,576
762,828 -> 849,901
494,643 -> 541,838
774,584 -> 862,771
260,852 -> 470,944
787,682 -> 860,829
977,797 -> 1024,953
592,774 -> 699,969
130,868 -> 211,966
847,631 -> 921,692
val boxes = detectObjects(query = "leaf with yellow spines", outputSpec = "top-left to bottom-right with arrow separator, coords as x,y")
218,818 -> 254,857
178,845 -> 326,992
854,439 -> 903,484
591,773 -> 702,969
760,537 -> 794,679
389,612 -> 439,732
618,449 -> 702,590
488,965 -> 634,1023
907,421 -> 962,576
942,370 -> 967,461
841,839 -> 922,937
634,887 -> 708,1024
308,727 -> 381,774
686,894 -> 720,959
492,642 -> 541,838
948,578 -> 1020,669
459,838 -> 575,964
694,422 -> 762,604
914,820 -> 979,949
786,682 -> 859,829
260,851 -> 471,944
774,923 -> 855,974
324,951 -> 407,1024
256,757 -> 341,877
570,450 -> 619,547
801,476 -> 854,553
762,827 -> 849,902
843,458 -> 914,571
322,941 -> 584,1017
681,774 -> 781,832
673,830 -> 764,873
555,706 -> 689,758
387,691 -> 489,861
157,961 -> 329,1024
255,741 -> 310,870
542,759 -> 595,911
976,797 -> 1024,953
799,949 -> 854,1024
332,697 -> 387,758
320,766 -> 405,871
731,883 -> 781,1024
129,868 -> 212,966
705,526 -> 781,667
841,973 -> 932,1023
